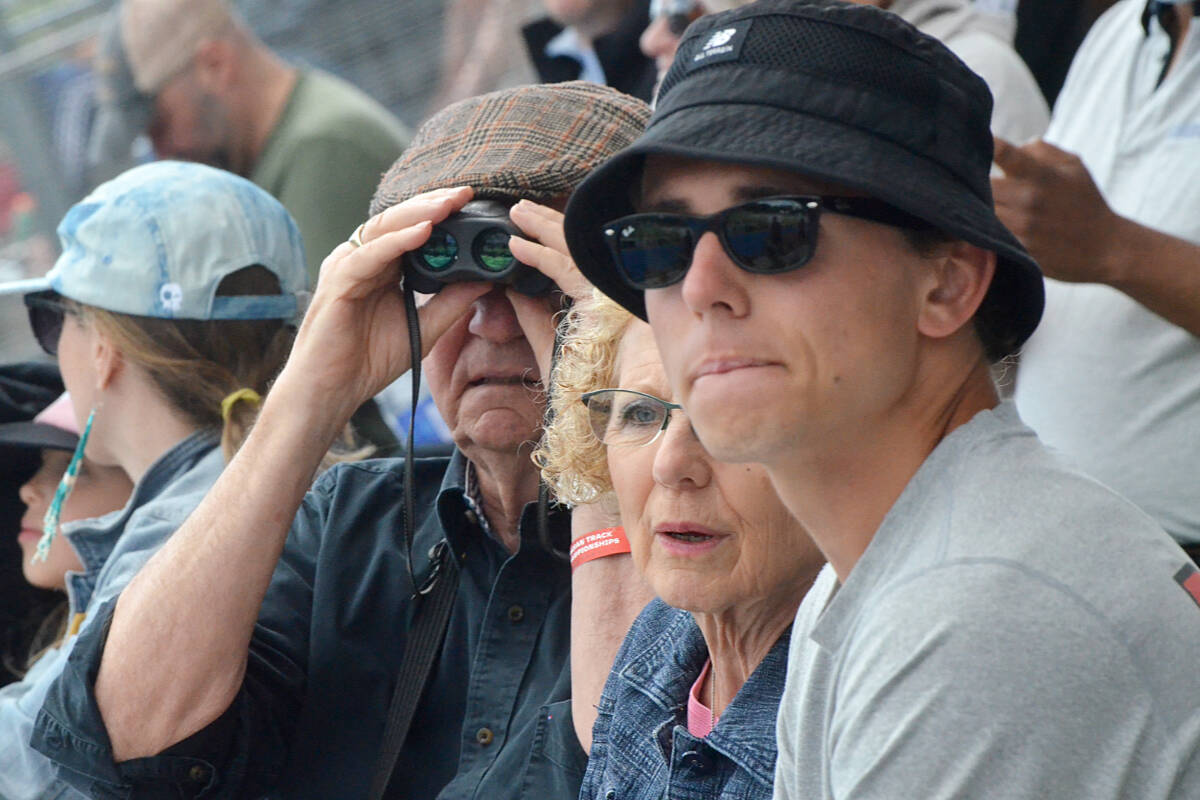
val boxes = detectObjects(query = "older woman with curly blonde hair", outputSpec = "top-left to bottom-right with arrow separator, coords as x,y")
536,289 -> 824,800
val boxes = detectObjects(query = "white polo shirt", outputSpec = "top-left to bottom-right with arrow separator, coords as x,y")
1015,0 -> 1200,545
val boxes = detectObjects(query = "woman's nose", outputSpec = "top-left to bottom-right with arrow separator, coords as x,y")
651,412 -> 713,489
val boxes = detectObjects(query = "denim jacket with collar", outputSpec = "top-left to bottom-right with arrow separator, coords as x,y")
581,598 -> 789,800
31,450 -> 583,800
0,431 -> 222,800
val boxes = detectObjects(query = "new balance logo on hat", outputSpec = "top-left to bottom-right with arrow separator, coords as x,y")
690,21 -> 751,69
706,28 -> 737,48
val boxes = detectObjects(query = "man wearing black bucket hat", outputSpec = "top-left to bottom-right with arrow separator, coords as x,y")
565,1 -> 1200,796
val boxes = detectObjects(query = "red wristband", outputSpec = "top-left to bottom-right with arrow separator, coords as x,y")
569,526 -> 630,572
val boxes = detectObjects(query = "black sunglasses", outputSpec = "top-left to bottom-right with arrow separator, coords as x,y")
24,292 -> 71,356
649,0 -> 700,35
601,195 -> 932,291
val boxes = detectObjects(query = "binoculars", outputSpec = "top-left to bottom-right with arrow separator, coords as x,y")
403,200 -> 555,296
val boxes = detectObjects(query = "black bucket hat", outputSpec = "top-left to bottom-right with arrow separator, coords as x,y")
0,366 -> 74,460
564,0 -> 1043,357
0,392 -> 78,454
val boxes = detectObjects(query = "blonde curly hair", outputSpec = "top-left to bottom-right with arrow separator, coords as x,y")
535,290 -> 636,505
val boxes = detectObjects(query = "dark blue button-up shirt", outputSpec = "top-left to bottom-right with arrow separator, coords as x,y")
32,451 -> 585,799
581,599 -> 789,800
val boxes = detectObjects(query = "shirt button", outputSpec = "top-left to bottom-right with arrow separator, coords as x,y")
681,749 -> 714,773
476,727 -> 494,746
188,764 -> 210,783
507,605 -> 525,623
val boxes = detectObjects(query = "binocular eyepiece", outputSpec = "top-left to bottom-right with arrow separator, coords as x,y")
403,200 -> 555,296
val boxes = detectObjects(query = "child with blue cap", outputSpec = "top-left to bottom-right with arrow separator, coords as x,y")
0,159 -> 308,797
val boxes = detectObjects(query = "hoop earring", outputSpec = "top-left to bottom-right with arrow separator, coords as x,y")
35,408 -> 95,563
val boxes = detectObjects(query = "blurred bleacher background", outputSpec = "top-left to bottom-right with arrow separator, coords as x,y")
0,0 -> 546,365
0,0 -> 1116,367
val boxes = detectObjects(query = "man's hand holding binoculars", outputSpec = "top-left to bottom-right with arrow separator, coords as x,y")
507,199 -> 597,384
278,187 -> 491,438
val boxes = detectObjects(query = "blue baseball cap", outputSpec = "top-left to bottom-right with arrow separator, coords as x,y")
0,161 -> 309,322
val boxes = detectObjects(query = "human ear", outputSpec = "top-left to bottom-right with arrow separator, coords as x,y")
916,241 -> 995,342
191,38 -> 236,93
92,328 -> 124,392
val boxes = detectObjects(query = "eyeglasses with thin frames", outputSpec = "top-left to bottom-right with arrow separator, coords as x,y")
580,388 -> 687,448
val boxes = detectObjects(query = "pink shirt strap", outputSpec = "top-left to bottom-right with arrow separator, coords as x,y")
687,658 -> 718,738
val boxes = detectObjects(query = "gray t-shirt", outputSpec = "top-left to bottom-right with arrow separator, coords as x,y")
774,402 -> 1200,799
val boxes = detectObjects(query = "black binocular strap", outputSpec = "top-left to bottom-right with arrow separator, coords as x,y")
368,547 -> 460,800
369,285 -> 461,800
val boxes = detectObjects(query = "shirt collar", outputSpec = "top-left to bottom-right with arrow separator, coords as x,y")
618,603 -> 789,786
433,449 -> 570,558
1143,0 -> 1199,35
544,25 -> 581,59
63,429 -> 220,607
543,26 -> 608,85
809,402 -> 1026,654
462,459 -> 495,538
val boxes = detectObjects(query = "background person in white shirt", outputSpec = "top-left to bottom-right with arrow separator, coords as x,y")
996,0 -> 1200,552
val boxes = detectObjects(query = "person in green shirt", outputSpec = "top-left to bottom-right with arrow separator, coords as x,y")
91,0 -> 411,286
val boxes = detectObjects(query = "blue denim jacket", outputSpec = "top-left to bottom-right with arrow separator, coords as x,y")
31,450 -> 583,800
0,431 -> 221,800
581,599 -> 789,800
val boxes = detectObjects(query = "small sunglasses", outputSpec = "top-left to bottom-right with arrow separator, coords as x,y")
649,0 -> 701,35
601,195 -> 931,291
24,292 -> 71,356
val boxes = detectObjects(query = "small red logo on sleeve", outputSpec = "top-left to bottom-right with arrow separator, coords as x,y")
1173,563 -> 1200,609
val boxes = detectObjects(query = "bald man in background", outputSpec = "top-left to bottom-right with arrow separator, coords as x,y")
92,0 -> 410,286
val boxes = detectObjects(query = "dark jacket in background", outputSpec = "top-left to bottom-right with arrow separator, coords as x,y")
522,0 -> 658,102
1015,0 -> 1117,105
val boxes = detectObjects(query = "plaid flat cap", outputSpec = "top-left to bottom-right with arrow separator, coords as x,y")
370,81 -> 650,215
